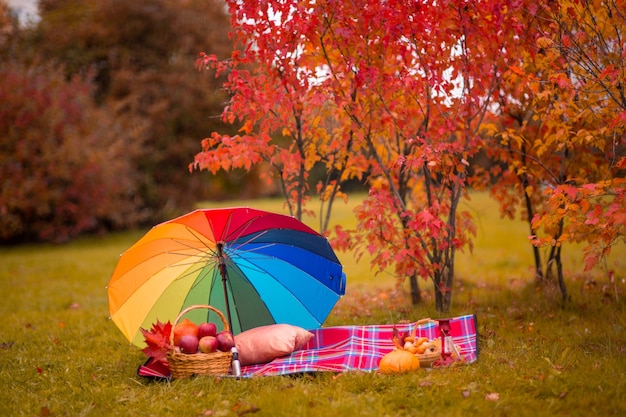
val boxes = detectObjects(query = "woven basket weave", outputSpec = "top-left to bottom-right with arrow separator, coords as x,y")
167,305 -> 232,379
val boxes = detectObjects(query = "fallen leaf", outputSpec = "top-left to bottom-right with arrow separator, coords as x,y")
485,392 -> 499,401
232,402 -> 260,416
462,390 -> 471,398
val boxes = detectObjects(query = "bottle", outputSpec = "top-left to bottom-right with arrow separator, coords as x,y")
231,346 -> 241,377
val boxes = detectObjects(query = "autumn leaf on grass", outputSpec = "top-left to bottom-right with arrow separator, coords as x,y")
485,392 -> 500,401
140,320 -> 172,362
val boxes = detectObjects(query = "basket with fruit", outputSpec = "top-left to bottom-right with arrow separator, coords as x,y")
166,304 -> 234,379
403,318 -> 464,367
402,319 -> 443,368
379,319 -> 464,373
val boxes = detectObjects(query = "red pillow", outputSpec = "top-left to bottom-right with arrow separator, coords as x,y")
234,324 -> 314,366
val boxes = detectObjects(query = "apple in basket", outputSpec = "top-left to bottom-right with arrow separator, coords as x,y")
178,334 -> 199,354
198,322 -> 217,339
216,330 -> 235,352
198,336 -> 219,353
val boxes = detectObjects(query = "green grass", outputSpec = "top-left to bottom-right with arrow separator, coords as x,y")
1,192 -> 625,416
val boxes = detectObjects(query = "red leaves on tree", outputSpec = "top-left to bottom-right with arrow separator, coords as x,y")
193,0 -> 624,308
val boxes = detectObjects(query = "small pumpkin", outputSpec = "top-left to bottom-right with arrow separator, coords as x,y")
379,349 -> 421,374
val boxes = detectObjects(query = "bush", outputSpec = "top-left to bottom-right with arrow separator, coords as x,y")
29,0 -> 236,222
0,61 -> 144,243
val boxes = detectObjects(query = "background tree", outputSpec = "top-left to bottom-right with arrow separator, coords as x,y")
26,0 -> 235,222
193,1 -> 356,227
317,0 -> 524,311
486,0 -> 626,301
0,60 -> 142,242
193,0 -> 523,312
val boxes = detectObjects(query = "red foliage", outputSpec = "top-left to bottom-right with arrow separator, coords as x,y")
486,0 -> 626,292
193,0 -> 624,308
0,62 -> 142,242
191,0 -> 525,311
140,320 -> 173,362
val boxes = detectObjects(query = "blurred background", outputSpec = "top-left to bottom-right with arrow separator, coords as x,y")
1,0 -> 279,244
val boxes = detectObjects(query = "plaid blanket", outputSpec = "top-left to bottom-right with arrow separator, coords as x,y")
137,314 -> 478,379
241,314 -> 478,377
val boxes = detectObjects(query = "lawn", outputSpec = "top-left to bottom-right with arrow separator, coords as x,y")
1,192 -> 625,416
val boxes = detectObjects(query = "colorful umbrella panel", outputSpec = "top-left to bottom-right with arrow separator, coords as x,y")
108,208 -> 346,346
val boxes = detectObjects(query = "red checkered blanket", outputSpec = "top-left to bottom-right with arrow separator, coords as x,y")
241,314 -> 478,377
138,314 -> 478,379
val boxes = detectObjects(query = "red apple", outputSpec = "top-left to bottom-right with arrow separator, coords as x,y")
197,322 -> 217,339
198,336 -> 219,353
178,334 -> 199,354
216,331 -> 235,352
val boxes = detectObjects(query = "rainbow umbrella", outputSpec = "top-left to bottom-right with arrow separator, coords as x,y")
108,207 -> 346,346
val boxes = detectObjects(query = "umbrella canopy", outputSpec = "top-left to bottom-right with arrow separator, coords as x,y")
108,207 -> 346,346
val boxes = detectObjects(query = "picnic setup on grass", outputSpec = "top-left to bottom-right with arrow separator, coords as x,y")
107,207 -> 478,380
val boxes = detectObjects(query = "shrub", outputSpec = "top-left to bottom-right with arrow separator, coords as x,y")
0,61 -> 144,243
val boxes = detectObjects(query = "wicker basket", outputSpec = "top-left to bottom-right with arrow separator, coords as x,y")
167,305 -> 232,379
416,349 -> 441,368
411,318 -> 441,368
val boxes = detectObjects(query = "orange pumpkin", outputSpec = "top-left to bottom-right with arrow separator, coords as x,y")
379,349 -> 421,374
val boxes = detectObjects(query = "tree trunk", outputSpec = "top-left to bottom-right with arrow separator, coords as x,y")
521,180 -> 544,283
554,218 -> 568,302
444,251 -> 455,312
435,175 -> 463,313
543,218 -> 568,302
434,264 -> 454,313
434,269 -> 444,312
408,272 -> 422,305
295,114 -> 305,221
555,246 -> 568,302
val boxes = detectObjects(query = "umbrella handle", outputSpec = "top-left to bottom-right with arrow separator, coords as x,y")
169,304 -> 230,347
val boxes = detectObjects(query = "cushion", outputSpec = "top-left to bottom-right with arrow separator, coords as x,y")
235,324 -> 314,366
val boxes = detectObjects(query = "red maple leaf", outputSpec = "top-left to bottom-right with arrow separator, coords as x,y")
140,320 -> 173,362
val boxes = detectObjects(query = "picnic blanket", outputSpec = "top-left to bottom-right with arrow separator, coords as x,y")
138,314 -> 478,379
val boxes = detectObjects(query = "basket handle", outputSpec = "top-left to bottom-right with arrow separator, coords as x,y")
169,304 -> 230,346
411,318 -> 436,338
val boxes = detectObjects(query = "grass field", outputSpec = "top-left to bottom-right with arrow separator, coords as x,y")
1,192 -> 625,416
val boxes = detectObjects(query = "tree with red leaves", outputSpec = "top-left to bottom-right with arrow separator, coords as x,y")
194,0 -> 624,310
485,0 -> 626,301
194,0 -> 524,312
